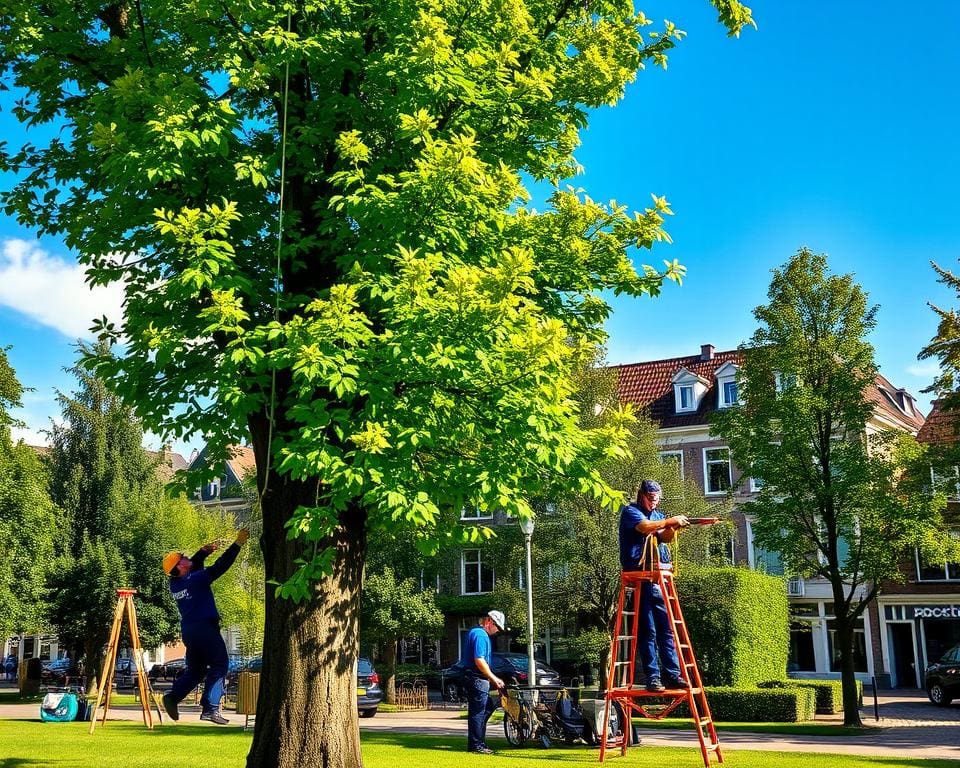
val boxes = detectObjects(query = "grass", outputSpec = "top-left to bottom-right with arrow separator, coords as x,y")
0,719 -> 957,768
632,717 -> 868,737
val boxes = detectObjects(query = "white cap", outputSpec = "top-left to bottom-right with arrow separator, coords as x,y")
487,610 -> 506,631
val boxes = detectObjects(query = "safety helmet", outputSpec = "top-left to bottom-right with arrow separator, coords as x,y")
162,551 -> 182,575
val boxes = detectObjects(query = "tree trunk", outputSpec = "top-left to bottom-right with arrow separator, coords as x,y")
383,641 -> 397,705
835,617 -> 864,727
246,465 -> 367,768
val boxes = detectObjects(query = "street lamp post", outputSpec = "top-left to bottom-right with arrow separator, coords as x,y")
519,517 -> 536,688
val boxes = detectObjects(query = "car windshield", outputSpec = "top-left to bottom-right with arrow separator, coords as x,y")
358,659 -> 374,674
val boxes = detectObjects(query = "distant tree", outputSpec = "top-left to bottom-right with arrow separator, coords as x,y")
45,344 -> 181,681
0,1 -> 754,764
712,248 -> 950,725
0,349 -> 57,640
360,567 -> 443,704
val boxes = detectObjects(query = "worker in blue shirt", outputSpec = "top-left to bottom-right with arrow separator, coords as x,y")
460,610 -> 507,753
619,480 -> 690,692
160,527 -> 249,724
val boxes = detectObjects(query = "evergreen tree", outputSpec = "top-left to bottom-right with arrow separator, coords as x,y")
46,343 -> 182,680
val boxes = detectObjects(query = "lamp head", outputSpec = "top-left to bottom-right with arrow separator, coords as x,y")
519,517 -> 535,536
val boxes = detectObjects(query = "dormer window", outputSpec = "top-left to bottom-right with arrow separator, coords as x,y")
672,368 -> 710,414
715,361 -> 740,409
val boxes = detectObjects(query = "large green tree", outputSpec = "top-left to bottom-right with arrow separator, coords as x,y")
0,349 -> 57,641
712,248 -> 949,725
0,2 -> 753,765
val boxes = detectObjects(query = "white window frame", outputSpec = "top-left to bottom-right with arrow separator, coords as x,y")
461,549 -> 495,595
658,450 -> 684,480
915,532 -> 960,582
672,368 -> 708,414
703,446 -> 732,495
460,506 -> 493,521
715,362 -> 740,409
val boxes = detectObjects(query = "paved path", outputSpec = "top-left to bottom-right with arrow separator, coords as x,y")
5,689 -> 959,760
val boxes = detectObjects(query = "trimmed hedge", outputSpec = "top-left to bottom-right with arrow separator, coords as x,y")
676,567 -> 789,687
758,678 -> 862,714
673,686 -> 816,722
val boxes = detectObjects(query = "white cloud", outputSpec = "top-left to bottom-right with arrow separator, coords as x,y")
906,361 -> 941,378
0,238 -> 124,339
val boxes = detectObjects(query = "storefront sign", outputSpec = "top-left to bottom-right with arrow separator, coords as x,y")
912,605 -> 960,619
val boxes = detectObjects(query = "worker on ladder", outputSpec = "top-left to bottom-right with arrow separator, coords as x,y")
160,527 -> 250,725
618,480 -> 689,693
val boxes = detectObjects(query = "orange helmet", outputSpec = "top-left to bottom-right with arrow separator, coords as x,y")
162,551 -> 182,575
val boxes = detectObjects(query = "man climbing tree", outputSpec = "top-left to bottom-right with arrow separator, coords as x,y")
0,2 -> 754,765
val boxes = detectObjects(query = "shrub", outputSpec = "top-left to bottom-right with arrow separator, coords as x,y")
758,678 -> 861,714
676,567 -> 789,686
673,686 -> 816,722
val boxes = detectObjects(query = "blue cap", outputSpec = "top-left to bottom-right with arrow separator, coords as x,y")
640,480 -> 662,494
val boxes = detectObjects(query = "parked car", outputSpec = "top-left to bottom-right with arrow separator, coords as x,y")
441,653 -> 562,702
41,658 -> 74,685
113,658 -> 139,687
357,657 -> 382,718
245,655 -> 382,716
149,657 -> 186,681
925,644 -> 960,706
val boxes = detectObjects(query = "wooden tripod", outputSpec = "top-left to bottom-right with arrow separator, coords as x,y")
89,588 -> 163,733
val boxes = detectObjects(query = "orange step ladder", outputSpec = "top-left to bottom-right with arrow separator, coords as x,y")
600,542 -> 721,766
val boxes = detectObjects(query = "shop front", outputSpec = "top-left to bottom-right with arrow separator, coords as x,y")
878,599 -> 960,688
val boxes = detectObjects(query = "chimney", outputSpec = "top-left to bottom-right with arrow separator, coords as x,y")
700,344 -> 715,361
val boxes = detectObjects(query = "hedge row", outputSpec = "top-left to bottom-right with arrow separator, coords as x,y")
758,679 -> 862,714
670,686 -> 817,722
676,567 -> 789,687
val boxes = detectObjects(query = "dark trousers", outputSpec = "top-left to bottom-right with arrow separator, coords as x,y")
639,581 -> 682,682
465,676 -> 497,751
169,620 -> 229,712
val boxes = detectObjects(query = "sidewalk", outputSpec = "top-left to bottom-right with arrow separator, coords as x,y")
4,688 -> 958,760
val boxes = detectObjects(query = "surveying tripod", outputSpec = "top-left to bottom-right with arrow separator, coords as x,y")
89,588 -> 163,733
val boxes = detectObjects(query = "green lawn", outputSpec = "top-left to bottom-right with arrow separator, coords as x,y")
0,720 -> 957,768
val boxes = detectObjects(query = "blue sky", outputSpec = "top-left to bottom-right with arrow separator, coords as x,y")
1,0 -> 959,459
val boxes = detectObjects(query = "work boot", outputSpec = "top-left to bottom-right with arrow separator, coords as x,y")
161,693 -> 179,721
645,679 -> 665,693
200,709 -> 230,725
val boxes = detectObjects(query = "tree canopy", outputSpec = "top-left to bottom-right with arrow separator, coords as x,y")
0,2 -> 754,765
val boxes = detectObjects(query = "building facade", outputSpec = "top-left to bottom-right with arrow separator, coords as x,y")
615,343 -> 932,687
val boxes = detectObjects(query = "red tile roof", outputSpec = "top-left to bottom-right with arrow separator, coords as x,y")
615,347 -> 926,432
615,348 -> 742,428
226,445 -> 257,482
917,400 -> 960,445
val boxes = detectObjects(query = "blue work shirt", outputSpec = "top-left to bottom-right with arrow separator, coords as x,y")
619,503 -> 671,570
460,626 -> 492,677
168,543 -> 240,626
